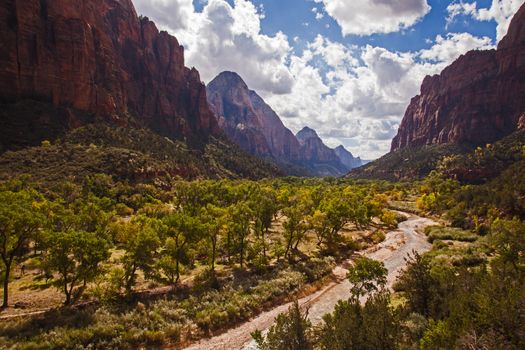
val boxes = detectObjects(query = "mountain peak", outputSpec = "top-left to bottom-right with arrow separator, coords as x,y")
296,127 -> 319,141
335,145 -> 352,155
209,71 -> 249,90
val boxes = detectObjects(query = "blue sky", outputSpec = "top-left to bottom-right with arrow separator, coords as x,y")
134,0 -> 524,159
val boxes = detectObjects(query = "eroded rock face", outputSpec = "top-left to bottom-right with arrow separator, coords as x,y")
518,113 -> 525,130
0,0 -> 219,150
207,71 -> 302,161
391,3 -> 525,151
296,127 -> 339,163
334,145 -> 363,170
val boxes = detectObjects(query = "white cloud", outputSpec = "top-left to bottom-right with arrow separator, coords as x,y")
446,0 -> 525,41
134,0 -> 294,95
420,32 -> 495,63
320,0 -> 431,36
265,31 -> 495,159
133,0 -> 504,159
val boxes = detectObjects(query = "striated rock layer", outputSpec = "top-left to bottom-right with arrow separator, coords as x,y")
391,3 -> 525,151
0,0 -> 219,150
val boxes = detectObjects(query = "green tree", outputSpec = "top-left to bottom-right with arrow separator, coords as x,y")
253,301 -> 312,350
250,187 -> 277,262
318,291 -> 401,350
347,257 -> 388,301
120,219 -> 161,293
161,212 -> 203,284
0,189 -> 44,309
201,204 -> 227,272
43,230 -> 110,304
227,202 -> 252,268
395,251 -> 436,317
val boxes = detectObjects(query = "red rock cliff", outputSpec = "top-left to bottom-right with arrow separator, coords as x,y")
391,3 -> 525,151
207,71 -> 302,161
0,0 -> 219,148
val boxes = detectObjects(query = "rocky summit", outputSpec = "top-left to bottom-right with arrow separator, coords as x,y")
207,71 -> 302,162
391,3 -> 525,152
0,0 -> 219,151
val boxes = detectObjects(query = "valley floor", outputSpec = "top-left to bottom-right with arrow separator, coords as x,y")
185,213 -> 436,350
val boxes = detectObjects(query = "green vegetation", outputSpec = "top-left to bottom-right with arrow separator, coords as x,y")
424,226 -> 479,243
254,257 -> 401,350
348,143 -> 470,181
0,124 -> 280,184
1,125 -> 524,349
255,131 -> 525,350
0,175 -> 399,349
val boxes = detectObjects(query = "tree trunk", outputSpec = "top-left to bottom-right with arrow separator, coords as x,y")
175,258 -> 180,284
262,227 -> 268,260
64,280 -> 71,305
211,235 -> 217,272
2,261 -> 11,309
239,237 -> 244,269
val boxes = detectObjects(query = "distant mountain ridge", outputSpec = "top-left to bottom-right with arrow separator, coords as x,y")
335,145 -> 363,170
207,72 -> 363,176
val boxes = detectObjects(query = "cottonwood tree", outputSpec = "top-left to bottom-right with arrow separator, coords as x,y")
282,190 -> 313,260
43,230 -> 110,304
160,212 -> 203,284
0,189 -> 45,309
250,187 -> 278,263
227,202 -> 252,268
201,204 -> 227,273
120,218 -> 162,293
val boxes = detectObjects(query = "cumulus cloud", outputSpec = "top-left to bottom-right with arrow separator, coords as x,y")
446,0 -> 525,41
133,0 -> 509,159
319,0 -> 431,36
264,31 -> 495,159
134,0 -> 294,95
420,32 -> 495,63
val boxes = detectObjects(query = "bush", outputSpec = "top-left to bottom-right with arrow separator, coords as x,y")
424,226 -> 478,243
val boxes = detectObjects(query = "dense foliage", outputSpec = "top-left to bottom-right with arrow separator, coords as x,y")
0,175 -> 400,349
0,124 -> 280,184
255,131 -> 525,350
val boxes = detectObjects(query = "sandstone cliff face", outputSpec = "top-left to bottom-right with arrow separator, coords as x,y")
296,127 -> 339,163
0,0 -> 219,150
207,71 -> 301,161
295,127 -> 349,176
334,145 -> 362,170
391,3 -> 525,151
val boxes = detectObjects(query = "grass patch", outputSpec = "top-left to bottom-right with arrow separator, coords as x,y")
424,226 -> 479,243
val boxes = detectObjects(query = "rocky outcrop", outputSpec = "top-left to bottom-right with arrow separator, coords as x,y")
296,127 -> 349,176
296,127 -> 339,163
334,145 -> 363,170
519,113 -> 525,130
391,3 -> 525,151
207,71 -> 301,161
0,0 -> 219,151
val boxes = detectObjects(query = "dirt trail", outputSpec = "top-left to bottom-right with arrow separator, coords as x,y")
185,213 -> 436,350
